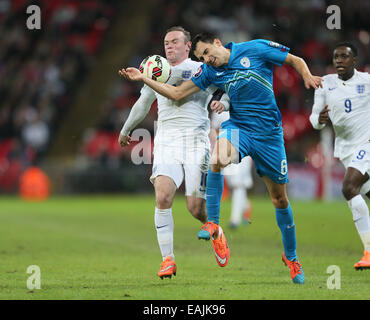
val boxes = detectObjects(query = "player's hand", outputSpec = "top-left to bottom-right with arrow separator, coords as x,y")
304,74 -> 323,90
118,67 -> 143,82
210,100 -> 226,114
118,133 -> 131,147
318,104 -> 330,124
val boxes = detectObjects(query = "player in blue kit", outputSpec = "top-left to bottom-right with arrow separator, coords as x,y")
119,33 -> 322,284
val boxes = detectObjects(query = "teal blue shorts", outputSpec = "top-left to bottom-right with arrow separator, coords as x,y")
218,120 -> 289,184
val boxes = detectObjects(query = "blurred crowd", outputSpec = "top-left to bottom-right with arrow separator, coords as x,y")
0,0 -> 117,191
0,0 -> 369,192
88,0 -> 370,169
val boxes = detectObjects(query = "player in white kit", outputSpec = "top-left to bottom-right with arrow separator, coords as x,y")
309,42 -> 370,270
118,27 -> 229,278
210,108 -> 253,229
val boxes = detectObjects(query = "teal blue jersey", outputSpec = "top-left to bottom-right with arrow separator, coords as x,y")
191,39 -> 289,135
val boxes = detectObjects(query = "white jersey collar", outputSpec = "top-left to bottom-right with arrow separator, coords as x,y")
171,58 -> 191,69
336,69 -> 358,84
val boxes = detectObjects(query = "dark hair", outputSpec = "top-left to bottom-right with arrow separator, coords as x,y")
191,32 -> 218,54
334,42 -> 358,57
166,26 -> 191,43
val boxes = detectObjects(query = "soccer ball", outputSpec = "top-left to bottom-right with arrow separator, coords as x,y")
139,55 -> 171,83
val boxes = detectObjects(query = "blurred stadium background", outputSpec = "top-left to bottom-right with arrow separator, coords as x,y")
0,0 -> 369,200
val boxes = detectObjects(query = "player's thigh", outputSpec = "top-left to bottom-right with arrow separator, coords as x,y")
151,146 -> 184,208
216,122 -> 252,166
183,163 -> 208,200
262,175 -> 288,209
343,167 -> 368,188
342,167 -> 369,199
211,137 -> 238,170
342,143 -> 370,196
151,142 -> 185,188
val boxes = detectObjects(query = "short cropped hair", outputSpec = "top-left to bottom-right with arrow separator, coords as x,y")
334,42 -> 358,57
166,26 -> 191,43
191,32 -> 218,54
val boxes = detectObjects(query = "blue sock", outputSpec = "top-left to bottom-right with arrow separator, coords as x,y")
275,203 -> 297,261
206,169 -> 224,225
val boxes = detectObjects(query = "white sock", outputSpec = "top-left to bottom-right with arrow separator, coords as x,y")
154,207 -> 174,260
348,195 -> 370,252
230,187 -> 247,225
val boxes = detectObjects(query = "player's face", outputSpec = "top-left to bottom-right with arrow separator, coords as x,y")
333,46 -> 356,79
194,39 -> 229,68
164,31 -> 190,66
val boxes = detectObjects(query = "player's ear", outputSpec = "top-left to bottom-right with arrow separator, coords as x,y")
353,55 -> 358,67
186,41 -> 191,52
214,38 -> 222,47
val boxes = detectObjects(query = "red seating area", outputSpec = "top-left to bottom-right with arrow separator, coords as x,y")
0,0 -> 118,191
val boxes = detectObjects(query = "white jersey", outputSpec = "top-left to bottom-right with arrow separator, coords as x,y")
309,69 -> 370,160
141,58 -> 213,135
120,58 -> 227,197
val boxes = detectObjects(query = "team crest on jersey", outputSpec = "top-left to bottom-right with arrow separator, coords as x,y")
193,66 -> 203,78
357,84 -> 365,94
182,70 -> 192,80
240,57 -> 250,68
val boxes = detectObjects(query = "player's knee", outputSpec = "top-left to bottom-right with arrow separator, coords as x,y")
209,158 -> 224,173
271,194 -> 289,209
155,190 -> 173,208
209,163 -> 221,173
342,182 -> 360,201
210,155 -> 229,173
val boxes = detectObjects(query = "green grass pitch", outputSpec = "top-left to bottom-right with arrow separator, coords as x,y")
0,194 -> 369,300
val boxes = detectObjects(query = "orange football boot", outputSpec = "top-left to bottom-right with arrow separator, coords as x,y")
211,226 -> 230,267
198,221 -> 218,240
282,253 -> 305,284
354,250 -> 370,270
158,256 -> 177,279
198,222 -> 230,267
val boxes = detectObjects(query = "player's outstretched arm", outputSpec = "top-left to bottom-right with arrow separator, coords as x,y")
118,91 -> 155,147
118,67 -> 201,101
284,54 -> 323,89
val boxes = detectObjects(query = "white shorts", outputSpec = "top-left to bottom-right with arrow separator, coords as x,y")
224,156 -> 253,189
150,130 -> 210,199
341,142 -> 370,194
